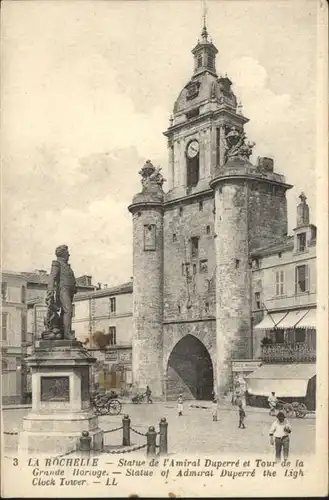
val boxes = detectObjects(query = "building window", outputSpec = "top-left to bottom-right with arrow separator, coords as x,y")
297,233 -> 306,252
199,259 -> 208,273
108,326 -> 116,345
205,302 -> 209,313
255,292 -> 261,310
143,224 -> 156,251
110,297 -> 116,313
275,329 -> 285,344
207,54 -> 215,70
295,329 -> 306,343
190,237 -> 199,259
173,233 -> 177,242
197,54 -> 202,68
21,312 -> 27,343
1,282 -> 7,301
2,312 -> 8,341
21,286 -> 26,304
235,259 -> 240,269
252,258 -> 260,269
199,201 -> 203,211
206,225 -> 210,235
275,270 -> 285,296
295,265 -> 309,293
72,304 -> 75,318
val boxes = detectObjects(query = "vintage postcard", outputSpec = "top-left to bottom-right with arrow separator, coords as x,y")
1,0 -> 328,497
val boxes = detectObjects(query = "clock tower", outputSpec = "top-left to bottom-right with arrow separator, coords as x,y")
129,20 -> 292,401
163,21 -> 249,200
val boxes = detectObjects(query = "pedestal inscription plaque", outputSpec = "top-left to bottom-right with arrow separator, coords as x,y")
40,376 -> 70,402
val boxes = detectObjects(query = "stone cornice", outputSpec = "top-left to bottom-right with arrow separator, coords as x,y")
163,317 -> 216,325
163,108 -> 249,137
164,188 -> 213,208
128,200 -> 164,214
210,173 -> 293,191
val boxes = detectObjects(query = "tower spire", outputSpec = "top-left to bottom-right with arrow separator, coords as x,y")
201,0 -> 208,40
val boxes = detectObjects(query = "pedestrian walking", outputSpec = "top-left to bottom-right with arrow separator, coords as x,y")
269,411 -> 291,462
237,400 -> 246,429
145,385 -> 152,404
177,394 -> 184,416
268,391 -> 278,416
212,397 -> 217,421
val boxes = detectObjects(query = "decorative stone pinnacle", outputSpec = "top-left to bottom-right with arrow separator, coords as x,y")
138,160 -> 166,190
299,192 -> 307,204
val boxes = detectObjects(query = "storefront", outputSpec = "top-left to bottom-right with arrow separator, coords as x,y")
245,363 -> 316,410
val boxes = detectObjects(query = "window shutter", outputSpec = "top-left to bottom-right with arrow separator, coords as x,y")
305,265 -> 309,292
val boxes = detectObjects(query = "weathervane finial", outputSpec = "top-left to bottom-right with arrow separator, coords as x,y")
201,0 -> 208,40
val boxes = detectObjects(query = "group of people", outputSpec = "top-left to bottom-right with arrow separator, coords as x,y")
144,386 -> 291,463
221,389 -> 291,462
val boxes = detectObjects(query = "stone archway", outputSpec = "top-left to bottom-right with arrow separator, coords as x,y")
166,334 -> 214,401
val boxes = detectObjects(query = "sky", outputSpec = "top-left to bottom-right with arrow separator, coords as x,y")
1,0 -> 322,286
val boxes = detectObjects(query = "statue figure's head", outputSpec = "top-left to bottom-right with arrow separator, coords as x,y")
55,244 -> 70,262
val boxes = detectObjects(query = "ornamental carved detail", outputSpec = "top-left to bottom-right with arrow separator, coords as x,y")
139,160 -> 166,190
223,127 -> 255,164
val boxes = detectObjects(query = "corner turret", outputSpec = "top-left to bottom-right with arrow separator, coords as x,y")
128,161 -> 165,398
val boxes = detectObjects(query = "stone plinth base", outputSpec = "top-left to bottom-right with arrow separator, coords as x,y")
18,339 -> 103,456
19,411 -> 104,455
19,428 -> 103,455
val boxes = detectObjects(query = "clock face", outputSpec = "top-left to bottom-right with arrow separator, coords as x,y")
187,140 -> 199,159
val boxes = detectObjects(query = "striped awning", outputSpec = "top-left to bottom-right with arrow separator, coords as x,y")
254,312 -> 288,330
246,363 -> 316,397
295,309 -> 316,329
276,309 -> 310,329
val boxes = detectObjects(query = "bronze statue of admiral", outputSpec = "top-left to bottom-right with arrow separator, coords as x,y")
42,245 -> 77,340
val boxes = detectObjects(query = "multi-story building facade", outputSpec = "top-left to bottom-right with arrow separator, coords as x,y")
72,282 -> 133,393
247,194 -> 316,409
1,271 -> 29,404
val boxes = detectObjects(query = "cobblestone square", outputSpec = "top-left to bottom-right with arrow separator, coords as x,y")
3,401 -> 315,459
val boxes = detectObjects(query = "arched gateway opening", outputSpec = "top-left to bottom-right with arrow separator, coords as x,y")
166,334 -> 214,400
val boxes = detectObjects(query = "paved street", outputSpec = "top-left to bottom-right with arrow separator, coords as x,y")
3,401 -> 315,457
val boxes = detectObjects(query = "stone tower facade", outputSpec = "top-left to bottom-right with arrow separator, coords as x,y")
129,24 -> 292,400
128,162 -> 165,397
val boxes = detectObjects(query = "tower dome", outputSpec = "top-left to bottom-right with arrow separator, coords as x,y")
172,24 -> 237,117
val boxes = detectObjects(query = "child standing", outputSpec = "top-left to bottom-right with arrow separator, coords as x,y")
238,400 -> 246,429
177,394 -> 184,416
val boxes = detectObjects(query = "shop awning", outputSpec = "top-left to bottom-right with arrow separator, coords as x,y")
245,363 -> 316,397
295,309 -> 316,329
276,309 -> 310,329
254,312 -> 288,330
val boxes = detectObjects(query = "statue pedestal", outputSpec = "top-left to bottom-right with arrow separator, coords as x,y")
19,340 -> 103,455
